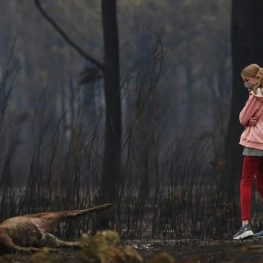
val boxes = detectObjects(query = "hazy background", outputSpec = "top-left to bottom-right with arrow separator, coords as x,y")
0,0 -> 231,184
0,0 -> 238,239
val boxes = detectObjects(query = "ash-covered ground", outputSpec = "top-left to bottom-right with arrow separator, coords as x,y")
1,238 -> 263,263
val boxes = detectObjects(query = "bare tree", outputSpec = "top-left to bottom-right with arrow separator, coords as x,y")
34,0 -> 121,226
99,0 -> 121,227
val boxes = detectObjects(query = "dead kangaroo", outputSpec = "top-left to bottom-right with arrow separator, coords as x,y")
0,203 -> 111,254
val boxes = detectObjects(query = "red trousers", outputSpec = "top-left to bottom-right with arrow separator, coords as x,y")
241,156 -> 263,220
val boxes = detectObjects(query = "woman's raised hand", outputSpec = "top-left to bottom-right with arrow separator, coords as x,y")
248,116 -> 259,126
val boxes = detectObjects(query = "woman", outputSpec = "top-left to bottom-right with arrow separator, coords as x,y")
233,63 -> 263,240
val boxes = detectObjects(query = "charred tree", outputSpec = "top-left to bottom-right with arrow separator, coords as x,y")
34,0 -> 121,227
99,0 -> 121,227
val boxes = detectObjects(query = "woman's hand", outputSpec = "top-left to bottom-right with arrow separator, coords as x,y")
248,116 -> 259,126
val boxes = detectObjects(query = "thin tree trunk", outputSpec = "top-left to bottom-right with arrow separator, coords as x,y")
34,1 -> 122,227
99,0 -> 121,227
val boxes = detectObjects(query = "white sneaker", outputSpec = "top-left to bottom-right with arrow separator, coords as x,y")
233,224 -> 254,240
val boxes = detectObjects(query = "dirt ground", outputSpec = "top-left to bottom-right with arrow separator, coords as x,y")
1,238 -> 263,263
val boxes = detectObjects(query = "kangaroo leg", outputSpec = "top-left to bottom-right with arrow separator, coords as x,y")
0,233 -> 39,254
43,233 -> 80,249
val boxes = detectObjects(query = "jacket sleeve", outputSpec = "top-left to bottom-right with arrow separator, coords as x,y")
239,94 -> 260,126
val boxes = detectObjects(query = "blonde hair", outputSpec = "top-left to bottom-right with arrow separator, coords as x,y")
241,63 -> 263,92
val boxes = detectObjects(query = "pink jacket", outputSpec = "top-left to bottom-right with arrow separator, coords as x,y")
239,88 -> 263,150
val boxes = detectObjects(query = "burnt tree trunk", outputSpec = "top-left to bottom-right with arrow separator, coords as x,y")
99,0 -> 121,227
34,0 -> 122,228
225,0 -> 263,198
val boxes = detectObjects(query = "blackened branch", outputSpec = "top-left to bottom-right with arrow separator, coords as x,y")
34,0 -> 104,70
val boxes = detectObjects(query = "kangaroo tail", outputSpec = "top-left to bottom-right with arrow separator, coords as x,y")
25,204 -> 112,232
62,203 -> 112,219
